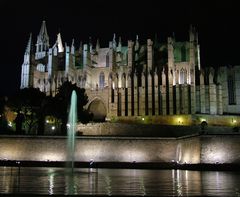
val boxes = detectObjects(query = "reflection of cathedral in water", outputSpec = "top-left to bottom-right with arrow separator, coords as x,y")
21,21 -> 240,120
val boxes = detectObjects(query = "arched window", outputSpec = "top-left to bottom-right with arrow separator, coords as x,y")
37,64 -> 45,72
180,68 -> 185,84
99,72 -> 105,89
228,73 -> 236,105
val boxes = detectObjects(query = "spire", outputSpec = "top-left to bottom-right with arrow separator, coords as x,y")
71,39 -> 75,54
196,32 -> 199,44
117,36 -> 122,52
57,33 -> 64,52
37,21 -> 49,43
135,35 -> 139,51
25,33 -> 32,54
71,38 -> 75,46
39,21 -> 48,36
189,24 -> 196,42
36,21 -> 49,52
118,37 -> 122,47
79,41 -> 83,52
113,33 -> 117,49
96,39 -> 100,52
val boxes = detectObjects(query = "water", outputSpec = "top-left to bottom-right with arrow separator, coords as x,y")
1,167 -> 240,196
67,90 -> 77,171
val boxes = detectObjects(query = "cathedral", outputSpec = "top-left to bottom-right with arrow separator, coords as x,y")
21,21 -> 240,121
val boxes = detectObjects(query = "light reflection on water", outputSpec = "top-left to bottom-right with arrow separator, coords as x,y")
0,167 -> 240,196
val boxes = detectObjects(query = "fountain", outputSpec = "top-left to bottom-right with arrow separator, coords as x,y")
66,90 -> 77,172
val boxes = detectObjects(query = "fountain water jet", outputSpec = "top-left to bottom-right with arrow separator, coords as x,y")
66,90 -> 77,172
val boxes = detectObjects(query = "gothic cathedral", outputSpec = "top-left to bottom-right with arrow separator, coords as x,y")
21,21 -> 240,120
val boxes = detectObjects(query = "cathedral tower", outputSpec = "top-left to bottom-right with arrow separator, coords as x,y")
35,21 -> 49,59
20,34 -> 34,89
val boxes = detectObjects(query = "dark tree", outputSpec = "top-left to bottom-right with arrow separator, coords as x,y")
53,81 -> 91,135
0,96 -> 10,133
15,110 -> 25,134
7,88 -> 46,134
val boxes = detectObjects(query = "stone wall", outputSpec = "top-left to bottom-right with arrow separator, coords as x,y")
177,136 -> 201,163
200,135 -> 240,163
77,122 -> 236,137
77,122 -> 200,137
0,135 -> 239,164
108,114 -> 240,127
0,136 -> 199,163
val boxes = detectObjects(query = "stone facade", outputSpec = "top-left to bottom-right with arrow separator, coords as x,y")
21,21 -> 240,121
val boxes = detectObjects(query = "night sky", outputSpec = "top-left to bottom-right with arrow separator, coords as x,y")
0,0 -> 239,96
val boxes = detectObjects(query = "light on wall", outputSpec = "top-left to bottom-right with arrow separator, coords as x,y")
177,117 -> 183,125
112,82 -> 115,89
200,118 -> 206,122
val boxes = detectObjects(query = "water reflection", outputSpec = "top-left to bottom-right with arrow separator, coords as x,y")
48,171 -> 54,195
0,167 -> 240,196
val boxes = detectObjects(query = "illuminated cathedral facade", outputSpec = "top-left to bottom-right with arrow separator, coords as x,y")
21,21 -> 240,120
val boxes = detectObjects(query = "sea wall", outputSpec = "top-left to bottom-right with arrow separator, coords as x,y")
0,135 -> 239,164
200,135 -> 240,163
0,136 -> 199,163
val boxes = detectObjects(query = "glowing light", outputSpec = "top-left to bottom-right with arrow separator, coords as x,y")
201,118 -> 206,122
177,117 -> 183,124
46,120 -> 49,123
8,121 -> 12,127
142,117 -> 145,121
40,152 -> 62,161
105,117 -> 111,121
206,150 -> 227,163
232,119 -> 237,123
112,82 -> 115,89
51,126 -> 55,130
89,159 -> 94,167
67,123 -> 70,128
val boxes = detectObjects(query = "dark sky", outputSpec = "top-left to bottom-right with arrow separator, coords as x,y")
0,0 -> 239,96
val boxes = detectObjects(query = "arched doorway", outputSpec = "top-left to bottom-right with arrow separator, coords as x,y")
88,99 -> 107,122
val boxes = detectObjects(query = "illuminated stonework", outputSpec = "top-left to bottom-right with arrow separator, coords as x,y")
20,21 -> 240,120
1,135 -> 240,164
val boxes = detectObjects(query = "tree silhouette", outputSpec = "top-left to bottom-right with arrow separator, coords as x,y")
0,96 -> 10,133
52,81 -> 91,135
7,88 -> 46,134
